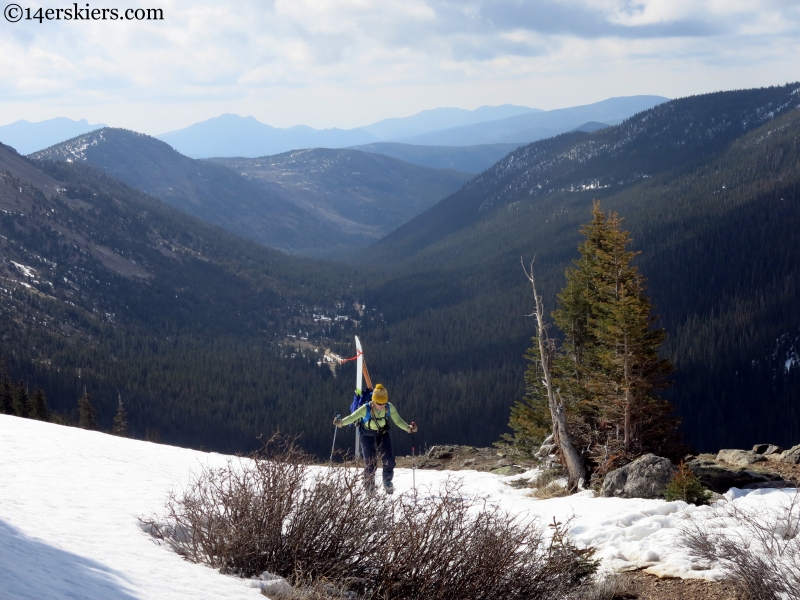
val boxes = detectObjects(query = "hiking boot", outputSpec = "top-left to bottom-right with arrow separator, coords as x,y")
383,482 -> 394,495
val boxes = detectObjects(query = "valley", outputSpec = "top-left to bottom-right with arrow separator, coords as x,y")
3,84 -> 800,458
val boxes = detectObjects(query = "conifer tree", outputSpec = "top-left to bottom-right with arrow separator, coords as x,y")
78,390 -> 98,430
29,387 -> 50,421
0,367 -> 14,415
112,394 -> 129,437
13,381 -> 30,419
509,201 -> 682,475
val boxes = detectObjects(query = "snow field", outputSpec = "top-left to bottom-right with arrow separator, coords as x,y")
1,414 -> 797,599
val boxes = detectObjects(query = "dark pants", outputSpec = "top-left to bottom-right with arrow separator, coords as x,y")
359,429 -> 395,490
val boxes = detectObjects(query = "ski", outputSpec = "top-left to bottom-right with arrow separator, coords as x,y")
354,336 -> 365,459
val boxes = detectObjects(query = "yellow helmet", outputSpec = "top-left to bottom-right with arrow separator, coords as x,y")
372,383 -> 388,405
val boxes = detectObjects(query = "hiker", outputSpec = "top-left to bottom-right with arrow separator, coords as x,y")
334,383 -> 417,494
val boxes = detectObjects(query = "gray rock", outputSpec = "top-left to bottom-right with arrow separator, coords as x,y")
782,444 -> 800,464
491,465 -> 525,476
717,449 -> 766,467
753,444 -> 783,455
686,458 -> 783,493
600,454 -> 676,499
495,458 -> 514,467
428,445 -> 455,460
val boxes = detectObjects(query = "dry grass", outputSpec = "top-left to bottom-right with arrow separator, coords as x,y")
532,481 -> 571,500
567,574 -> 634,600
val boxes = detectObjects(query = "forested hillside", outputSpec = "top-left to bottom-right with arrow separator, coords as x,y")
350,142 -> 521,173
30,129 -> 331,255
350,85 -> 800,453
0,143 -> 366,453
32,131 -> 469,258
211,149 -> 471,249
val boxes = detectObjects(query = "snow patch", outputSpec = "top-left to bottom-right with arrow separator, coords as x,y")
1,416 -> 798,598
10,261 -> 36,278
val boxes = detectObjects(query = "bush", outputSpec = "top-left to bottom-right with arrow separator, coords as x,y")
142,435 -> 598,600
682,491 -> 800,600
664,461 -> 711,505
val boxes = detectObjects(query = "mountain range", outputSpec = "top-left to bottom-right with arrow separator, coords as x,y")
154,96 -> 665,159
390,95 -> 667,146
31,130 -> 470,257
3,85 -> 799,458
0,117 -> 106,155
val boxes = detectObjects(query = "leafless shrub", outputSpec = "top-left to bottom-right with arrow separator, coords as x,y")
142,435 -> 388,582
361,496 -> 598,600
143,435 -> 598,599
681,491 -> 800,600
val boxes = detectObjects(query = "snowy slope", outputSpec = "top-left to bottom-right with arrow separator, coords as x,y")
1,415 -> 796,599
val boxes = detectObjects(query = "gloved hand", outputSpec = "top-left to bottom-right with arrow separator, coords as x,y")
408,422 -> 417,433
333,417 -> 343,428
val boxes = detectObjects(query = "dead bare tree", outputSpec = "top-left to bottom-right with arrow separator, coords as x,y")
523,258 -> 587,491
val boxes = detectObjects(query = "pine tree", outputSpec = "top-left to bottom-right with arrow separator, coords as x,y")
574,203 -> 679,466
13,381 -> 30,419
664,462 -> 711,505
508,201 -> 682,476
78,390 -> 98,430
0,367 -> 14,415
112,394 -> 129,437
29,387 -> 50,421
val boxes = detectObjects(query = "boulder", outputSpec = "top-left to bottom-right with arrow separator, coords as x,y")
686,458 -> 783,493
428,446 -> 455,460
753,444 -> 783,455
717,449 -> 766,467
781,444 -> 800,464
600,454 -> 676,499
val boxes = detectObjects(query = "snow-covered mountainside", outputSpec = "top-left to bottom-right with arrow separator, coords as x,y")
1,415 -> 797,599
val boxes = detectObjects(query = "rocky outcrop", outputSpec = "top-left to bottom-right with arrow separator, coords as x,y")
717,449 -> 766,467
781,444 -> 800,464
753,444 -> 783,455
600,454 -> 676,499
686,458 -> 783,493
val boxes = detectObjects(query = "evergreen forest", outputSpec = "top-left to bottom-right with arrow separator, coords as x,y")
2,84 -> 800,457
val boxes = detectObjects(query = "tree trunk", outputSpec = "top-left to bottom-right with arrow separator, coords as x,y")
524,259 -> 587,490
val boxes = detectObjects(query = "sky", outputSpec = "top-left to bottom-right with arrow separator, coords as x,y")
0,0 -> 799,134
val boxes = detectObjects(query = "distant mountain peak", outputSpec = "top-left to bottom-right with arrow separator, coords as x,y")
0,117 -> 106,156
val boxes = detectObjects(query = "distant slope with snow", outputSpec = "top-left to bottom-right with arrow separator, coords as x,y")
2,415 -> 797,599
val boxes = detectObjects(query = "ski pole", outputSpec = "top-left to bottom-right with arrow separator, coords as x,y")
330,412 -> 341,463
410,423 -> 417,497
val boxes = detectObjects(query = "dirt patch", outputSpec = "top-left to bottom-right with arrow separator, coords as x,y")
394,445 -> 537,473
612,570 -> 740,600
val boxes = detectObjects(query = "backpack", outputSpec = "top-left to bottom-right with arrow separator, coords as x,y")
350,387 -> 373,416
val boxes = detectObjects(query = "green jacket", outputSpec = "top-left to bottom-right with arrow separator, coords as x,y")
340,402 -> 411,433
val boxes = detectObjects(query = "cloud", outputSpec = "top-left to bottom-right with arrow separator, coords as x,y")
0,0 -> 798,131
